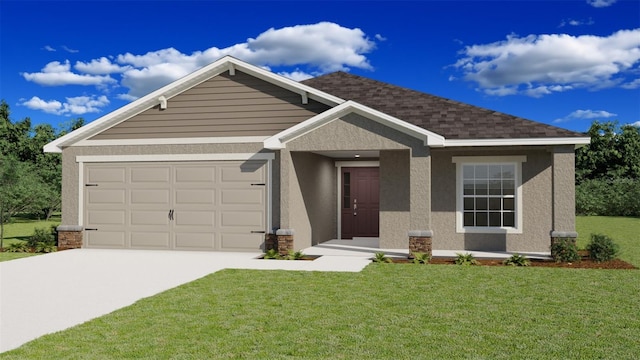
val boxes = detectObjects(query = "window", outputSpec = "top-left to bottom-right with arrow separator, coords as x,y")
453,156 -> 525,233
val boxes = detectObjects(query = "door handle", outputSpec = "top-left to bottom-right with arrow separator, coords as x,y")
168,209 -> 174,221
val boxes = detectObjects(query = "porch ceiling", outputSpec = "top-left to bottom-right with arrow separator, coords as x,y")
311,150 -> 380,159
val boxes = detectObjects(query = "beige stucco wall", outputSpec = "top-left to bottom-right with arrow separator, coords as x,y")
60,143 -> 274,227
285,114 -> 430,249
431,147 -> 556,252
552,146 -> 576,232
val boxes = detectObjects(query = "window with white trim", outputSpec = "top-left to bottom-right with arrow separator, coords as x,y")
453,156 -> 525,233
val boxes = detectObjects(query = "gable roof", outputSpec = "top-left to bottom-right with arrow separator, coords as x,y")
302,71 -> 587,141
44,56 -> 345,153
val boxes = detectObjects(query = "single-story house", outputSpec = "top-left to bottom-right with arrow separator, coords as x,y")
45,56 -> 590,255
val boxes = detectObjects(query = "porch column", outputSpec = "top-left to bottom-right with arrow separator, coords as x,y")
551,146 -> 578,246
277,149 -> 295,252
408,147 -> 432,256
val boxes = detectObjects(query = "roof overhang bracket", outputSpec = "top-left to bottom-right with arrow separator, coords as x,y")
158,96 -> 168,110
301,92 -> 308,105
228,63 -> 236,76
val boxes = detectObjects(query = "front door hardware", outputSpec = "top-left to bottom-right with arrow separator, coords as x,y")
168,209 -> 174,220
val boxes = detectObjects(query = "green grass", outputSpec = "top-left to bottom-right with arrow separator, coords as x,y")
2,216 -> 639,358
0,214 -> 60,262
576,216 -> 640,266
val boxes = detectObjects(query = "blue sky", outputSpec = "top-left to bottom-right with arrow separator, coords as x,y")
1,0 -> 639,134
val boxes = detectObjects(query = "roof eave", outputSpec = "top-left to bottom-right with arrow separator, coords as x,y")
444,137 -> 591,148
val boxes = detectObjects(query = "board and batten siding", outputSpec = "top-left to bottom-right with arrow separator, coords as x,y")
90,71 -> 331,140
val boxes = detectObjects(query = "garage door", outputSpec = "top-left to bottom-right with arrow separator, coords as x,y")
83,160 -> 267,251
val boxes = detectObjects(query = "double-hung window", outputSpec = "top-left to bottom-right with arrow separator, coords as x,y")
453,156 -> 526,233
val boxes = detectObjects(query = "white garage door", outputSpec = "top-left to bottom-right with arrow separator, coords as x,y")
83,160 -> 268,251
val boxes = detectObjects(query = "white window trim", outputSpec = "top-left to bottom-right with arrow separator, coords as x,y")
452,156 -> 526,234
334,161 -> 379,240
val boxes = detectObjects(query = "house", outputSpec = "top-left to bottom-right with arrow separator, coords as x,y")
45,56 -> 590,255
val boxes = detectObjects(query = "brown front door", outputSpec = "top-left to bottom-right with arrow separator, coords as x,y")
341,167 -> 379,239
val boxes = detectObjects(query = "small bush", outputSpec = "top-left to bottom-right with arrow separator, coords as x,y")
263,249 -> 281,259
411,252 -> 431,264
4,242 -> 30,253
503,254 -> 530,267
35,242 -> 57,253
28,227 -> 55,248
285,250 -> 305,260
455,252 -> 479,266
550,237 -> 580,263
586,234 -> 619,262
372,252 -> 392,263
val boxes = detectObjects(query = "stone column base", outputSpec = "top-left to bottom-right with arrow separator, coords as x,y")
550,231 -> 578,258
57,225 -> 83,250
276,229 -> 294,256
408,230 -> 433,259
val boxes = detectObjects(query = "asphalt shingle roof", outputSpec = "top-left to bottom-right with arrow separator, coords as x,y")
302,72 -> 585,140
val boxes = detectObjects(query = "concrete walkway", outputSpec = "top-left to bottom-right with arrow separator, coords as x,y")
0,249 -> 371,353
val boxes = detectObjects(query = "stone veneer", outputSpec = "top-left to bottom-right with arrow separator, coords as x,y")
275,229 -> 294,256
550,231 -> 578,258
408,230 -> 433,259
57,225 -> 83,250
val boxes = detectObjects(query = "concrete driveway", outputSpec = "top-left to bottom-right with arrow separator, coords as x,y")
0,248 -> 371,353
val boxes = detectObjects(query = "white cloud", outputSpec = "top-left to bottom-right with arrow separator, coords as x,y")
19,95 -> 109,115
75,57 -> 131,75
587,0 -> 616,8
116,93 -> 138,101
22,60 -> 116,86
554,109 -> 618,123
62,45 -> 79,53
559,18 -> 594,27
114,22 -> 376,98
43,45 -> 56,52
621,78 -> 640,89
375,34 -> 387,41
452,29 -> 640,97
278,70 -> 314,81
631,121 -> 640,127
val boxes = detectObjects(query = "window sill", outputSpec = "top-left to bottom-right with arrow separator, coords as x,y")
456,227 -> 522,234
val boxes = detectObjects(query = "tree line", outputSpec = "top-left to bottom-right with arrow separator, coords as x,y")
0,100 -> 83,248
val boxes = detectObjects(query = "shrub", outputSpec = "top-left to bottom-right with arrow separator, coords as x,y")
263,249 -> 281,259
4,242 -> 30,253
35,242 -> 57,253
372,252 -> 392,263
455,252 -> 479,266
503,254 -> 530,267
576,178 -> 640,217
411,252 -> 431,264
550,237 -> 580,263
285,250 -> 305,260
586,234 -> 619,262
27,227 -> 56,248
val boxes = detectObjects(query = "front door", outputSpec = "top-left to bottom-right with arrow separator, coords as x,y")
341,167 -> 379,239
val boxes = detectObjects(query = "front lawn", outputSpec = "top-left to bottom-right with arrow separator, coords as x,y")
2,216 -> 639,358
0,214 -> 60,262
576,216 -> 640,266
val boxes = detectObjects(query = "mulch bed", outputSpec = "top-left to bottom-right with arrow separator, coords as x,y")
386,252 -> 637,269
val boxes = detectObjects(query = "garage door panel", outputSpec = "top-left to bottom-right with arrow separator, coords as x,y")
175,189 -> 214,205
86,231 -> 126,248
221,211 -> 264,227
130,232 -> 170,248
175,233 -> 215,250
88,210 -> 125,225
175,167 -> 215,183
220,233 -> 263,251
131,189 -> 170,205
131,210 -> 170,226
88,190 -> 126,204
87,167 -> 126,183
221,189 -> 264,205
220,164 -> 265,183
173,211 -> 214,226
131,167 -> 170,183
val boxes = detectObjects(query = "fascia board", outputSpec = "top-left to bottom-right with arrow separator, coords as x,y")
444,137 -> 591,147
